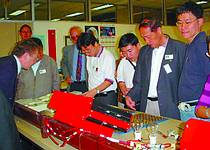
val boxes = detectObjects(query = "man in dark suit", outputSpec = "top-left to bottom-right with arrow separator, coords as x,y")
0,90 -> 22,150
0,39 -> 39,108
0,39 -> 39,150
126,18 -> 186,119
61,26 -> 87,93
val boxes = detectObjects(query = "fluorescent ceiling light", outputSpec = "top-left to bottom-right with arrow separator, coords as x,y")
196,1 -> 208,4
92,4 -> 114,11
64,4 -> 113,19
65,12 -> 83,17
0,18 -> 5,20
51,18 -> 61,22
133,11 -> 149,16
9,10 -> 26,16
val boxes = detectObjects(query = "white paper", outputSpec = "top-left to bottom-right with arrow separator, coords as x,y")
163,64 -> 172,74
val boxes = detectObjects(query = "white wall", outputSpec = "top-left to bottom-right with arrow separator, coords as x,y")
1,20 -> 209,67
33,21 -> 138,68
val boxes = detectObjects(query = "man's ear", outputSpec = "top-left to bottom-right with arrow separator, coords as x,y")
198,18 -> 205,28
156,27 -> 162,34
136,43 -> 141,50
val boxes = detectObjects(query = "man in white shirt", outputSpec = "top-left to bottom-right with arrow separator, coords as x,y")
77,32 -> 117,106
117,33 -> 140,107
126,18 -> 186,119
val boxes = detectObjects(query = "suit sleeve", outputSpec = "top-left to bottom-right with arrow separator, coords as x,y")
127,48 -> 144,102
50,58 -> 60,91
0,90 -> 22,150
60,47 -> 69,78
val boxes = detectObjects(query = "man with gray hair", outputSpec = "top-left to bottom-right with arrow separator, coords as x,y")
61,26 -> 87,93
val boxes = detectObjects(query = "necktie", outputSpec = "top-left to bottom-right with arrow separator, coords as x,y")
76,53 -> 82,81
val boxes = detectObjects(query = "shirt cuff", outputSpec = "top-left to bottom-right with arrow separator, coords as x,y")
105,78 -> 113,84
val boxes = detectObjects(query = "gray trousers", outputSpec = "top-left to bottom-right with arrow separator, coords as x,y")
145,99 -> 160,116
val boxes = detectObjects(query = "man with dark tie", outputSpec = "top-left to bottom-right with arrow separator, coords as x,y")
61,26 -> 87,93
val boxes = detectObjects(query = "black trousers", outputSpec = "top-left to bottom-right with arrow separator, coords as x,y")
68,81 -> 88,93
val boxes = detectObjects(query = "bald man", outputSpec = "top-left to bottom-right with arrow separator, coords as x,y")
61,26 -> 87,93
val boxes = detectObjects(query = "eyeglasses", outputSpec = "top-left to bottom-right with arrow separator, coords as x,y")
176,19 -> 197,27
121,49 -> 133,55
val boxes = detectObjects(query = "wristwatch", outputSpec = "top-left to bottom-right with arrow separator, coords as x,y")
95,87 -> 100,94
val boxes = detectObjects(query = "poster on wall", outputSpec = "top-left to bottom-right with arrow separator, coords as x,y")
85,26 -> 99,40
100,26 -> 115,37
99,25 -> 117,58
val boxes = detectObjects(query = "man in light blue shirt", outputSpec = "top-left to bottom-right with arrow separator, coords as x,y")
61,26 -> 87,93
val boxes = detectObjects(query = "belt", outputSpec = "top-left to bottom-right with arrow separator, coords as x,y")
95,90 -> 116,97
179,100 -> 198,107
147,97 -> 158,101
186,101 -> 197,106
73,81 -> 86,84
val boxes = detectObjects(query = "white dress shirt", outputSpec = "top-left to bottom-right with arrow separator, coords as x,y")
147,46 -> 166,97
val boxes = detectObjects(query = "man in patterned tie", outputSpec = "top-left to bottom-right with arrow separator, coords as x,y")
61,26 -> 87,93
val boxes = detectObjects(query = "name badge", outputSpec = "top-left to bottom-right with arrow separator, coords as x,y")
164,64 -> 172,74
165,54 -> 173,60
39,69 -> 46,74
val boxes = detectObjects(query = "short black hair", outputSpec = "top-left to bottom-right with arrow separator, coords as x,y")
118,33 -> 139,49
31,37 -> 43,48
139,18 -> 161,32
77,32 -> 98,50
176,1 -> 203,19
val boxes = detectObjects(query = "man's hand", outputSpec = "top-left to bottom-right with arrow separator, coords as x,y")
65,76 -> 72,84
82,89 -> 97,98
125,96 -> 136,110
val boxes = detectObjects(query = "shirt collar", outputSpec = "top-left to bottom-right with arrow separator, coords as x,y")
161,35 -> 169,48
32,60 -> 41,70
96,46 -> 103,57
13,55 -> 21,75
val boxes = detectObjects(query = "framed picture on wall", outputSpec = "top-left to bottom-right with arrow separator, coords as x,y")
85,26 -> 99,40
65,36 -> 72,46
100,26 -> 116,37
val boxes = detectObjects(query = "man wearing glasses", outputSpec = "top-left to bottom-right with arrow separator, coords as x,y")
19,24 -> 32,41
77,32 -> 117,107
126,18 -> 186,119
176,2 -> 210,121
61,26 -> 87,93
